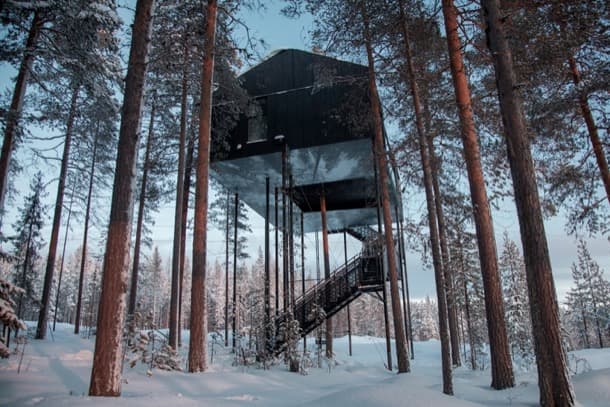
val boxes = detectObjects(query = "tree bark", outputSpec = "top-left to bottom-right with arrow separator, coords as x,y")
442,0 -> 514,388
319,192 -> 333,358
53,182 -> 76,331
36,85 -> 79,339
481,0 -> 574,404
75,133 -> 98,334
457,236 -> 477,370
16,223 -> 34,323
362,2 -> 409,374
426,133 -> 461,368
568,56 -> 610,206
169,38 -> 189,350
232,193 -> 238,350
224,189 -> 230,346
188,0 -> 217,373
0,11 -> 42,219
178,117 -> 195,342
89,0 -> 155,396
128,98 -> 155,318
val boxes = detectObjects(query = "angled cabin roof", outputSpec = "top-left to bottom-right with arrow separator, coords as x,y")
211,49 -> 399,233
224,48 -> 373,158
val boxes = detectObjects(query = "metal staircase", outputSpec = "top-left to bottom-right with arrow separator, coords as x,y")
272,229 -> 384,353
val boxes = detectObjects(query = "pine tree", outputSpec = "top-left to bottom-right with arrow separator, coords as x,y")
137,247 -> 168,328
499,234 -> 534,369
0,5 -> 44,216
498,1 -> 609,235
481,0 -> 575,404
566,240 -> 610,349
0,277 -> 26,357
10,172 -> 46,322
189,0 -> 218,374
34,0 -> 122,340
89,0 -> 155,397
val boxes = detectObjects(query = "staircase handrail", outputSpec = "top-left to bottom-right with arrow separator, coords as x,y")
292,252 -> 362,310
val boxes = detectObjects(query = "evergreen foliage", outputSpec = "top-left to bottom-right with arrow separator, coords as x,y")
0,277 -> 26,357
10,172 -> 46,320
565,240 -> 610,349
499,233 -> 534,370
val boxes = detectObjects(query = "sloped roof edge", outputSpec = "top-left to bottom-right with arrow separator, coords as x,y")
239,48 -> 366,78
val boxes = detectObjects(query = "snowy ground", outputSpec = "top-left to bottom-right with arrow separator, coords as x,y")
1,323 -> 609,406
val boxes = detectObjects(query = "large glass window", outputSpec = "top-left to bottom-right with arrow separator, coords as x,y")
247,99 -> 267,143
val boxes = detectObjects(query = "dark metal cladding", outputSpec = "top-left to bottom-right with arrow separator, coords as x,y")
211,49 -> 399,233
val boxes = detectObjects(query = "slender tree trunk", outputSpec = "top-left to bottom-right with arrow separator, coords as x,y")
54,182 -> 76,331
89,0 -> 155,396
426,133 -> 461,367
232,193 -> 238,350
36,85 -> 79,340
86,264 -> 99,337
188,0 -> 217,373
275,188 -> 280,317
0,11 -> 42,218
457,235 -> 477,370
16,224 -> 33,323
343,231 -> 352,356
362,2 -> 409,374
169,39 -> 189,350
567,56 -> 610,205
224,189 -> 230,346
481,1 -> 574,404
128,98 -> 155,317
282,146 -> 288,312
289,176 -> 295,314
264,177 -> 271,354
320,192 -> 333,358
373,155 -> 392,371
580,305 -> 590,348
584,265 -> 604,348
75,134 -> 98,334
178,119 -> 195,342
442,0 -> 513,388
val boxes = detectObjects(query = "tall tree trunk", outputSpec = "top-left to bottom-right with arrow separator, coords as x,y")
457,236 -> 477,370
188,0 -> 217,373
89,0 -> 155,396
442,0 -> 513,388
53,181 -> 76,331
426,133 -> 461,367
169,38 -> 189,350
362,2 -> 409,374
224,189 -> 230,346
320,192 -> 333,358
178,116 -> 196,343
481,1 -> 574,404
232,193 -> 238,350
0,11 -> 42,219
36,85 -> 79,339
75,133 -> 98,334
289,176 -> 295,314
567,56 -> 610,205
396,0 -> 447,382
16,223 -> 34,322
128,98 -> 156,317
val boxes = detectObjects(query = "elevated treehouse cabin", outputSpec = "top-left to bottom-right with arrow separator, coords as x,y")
211,49 -> 408,354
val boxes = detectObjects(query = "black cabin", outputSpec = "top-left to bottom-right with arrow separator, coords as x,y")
211,49 -> 400,232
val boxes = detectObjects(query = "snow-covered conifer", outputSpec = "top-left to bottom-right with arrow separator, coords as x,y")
499,233 -> 534,369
